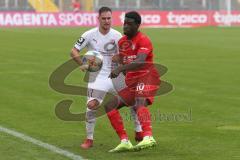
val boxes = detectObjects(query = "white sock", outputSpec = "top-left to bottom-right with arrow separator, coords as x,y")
121,139 -> 129,143
143,136 -> 152,140
85,108 -> 97,140
130,107 -> 142,132
143,136 -> 149,140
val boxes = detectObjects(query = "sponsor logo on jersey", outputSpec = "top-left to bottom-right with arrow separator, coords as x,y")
104,40 -> 116,52
123,55 -> 137,64
132,44 -> 136,50
140,47 -> 149,51
119,40 -> 132,52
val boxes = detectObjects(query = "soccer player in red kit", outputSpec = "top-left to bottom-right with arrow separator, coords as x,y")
106,11 -> 160,152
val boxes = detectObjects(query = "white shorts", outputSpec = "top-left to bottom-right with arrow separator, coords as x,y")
87,73 -> 126,104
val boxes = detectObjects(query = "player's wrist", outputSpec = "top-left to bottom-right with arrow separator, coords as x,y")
79,61 -> 83,66
77,57 -> 83,66
117,66 -> 124,73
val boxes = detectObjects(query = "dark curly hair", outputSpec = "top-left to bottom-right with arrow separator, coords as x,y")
125,11 -> 141,25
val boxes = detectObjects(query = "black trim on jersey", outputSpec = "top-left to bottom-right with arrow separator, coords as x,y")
75,37 -> 85,46
90,89 -> 93,97
88,89 -> 94,97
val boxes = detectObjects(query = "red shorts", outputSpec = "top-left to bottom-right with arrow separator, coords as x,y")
118,70 -> 160,106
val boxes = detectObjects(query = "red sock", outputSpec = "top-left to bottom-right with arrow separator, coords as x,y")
107,109 -> 128,140
136,106 -> 152,137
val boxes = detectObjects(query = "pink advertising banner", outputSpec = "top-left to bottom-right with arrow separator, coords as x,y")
1,11 -> 240,27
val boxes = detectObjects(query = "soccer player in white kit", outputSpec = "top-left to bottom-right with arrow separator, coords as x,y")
70,7 -> 143,149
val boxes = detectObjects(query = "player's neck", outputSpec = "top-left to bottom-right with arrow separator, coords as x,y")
99,27 -> 110,35
127,31 -> 139,40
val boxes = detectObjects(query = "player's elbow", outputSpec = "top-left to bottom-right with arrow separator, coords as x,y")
70,51 -> 75,58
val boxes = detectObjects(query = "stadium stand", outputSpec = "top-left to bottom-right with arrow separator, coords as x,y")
28,0 -> 59,12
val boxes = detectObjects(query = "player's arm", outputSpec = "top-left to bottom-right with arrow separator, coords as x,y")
112,54 -> 123,64
70,34 -> 89,70
71,48 -> 89,71
121,53 -> 146,70
71,47 -> 83,66
109,53 -> 146,78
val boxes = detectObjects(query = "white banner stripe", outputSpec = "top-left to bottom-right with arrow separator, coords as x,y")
0,125 -> 85,160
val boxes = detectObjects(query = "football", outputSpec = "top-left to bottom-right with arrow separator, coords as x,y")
82,51 -> 103,72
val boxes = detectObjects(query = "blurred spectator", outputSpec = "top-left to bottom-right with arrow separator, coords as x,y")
72,0 -> 81,12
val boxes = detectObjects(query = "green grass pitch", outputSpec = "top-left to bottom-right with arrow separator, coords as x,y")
0,27 -> 240,160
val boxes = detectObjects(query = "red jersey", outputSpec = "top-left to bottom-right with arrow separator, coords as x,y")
118,32 -> 159,86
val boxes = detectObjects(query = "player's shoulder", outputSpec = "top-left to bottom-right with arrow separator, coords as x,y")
82,27 -> 98,36
138,32 -> 151,41
110,28 -> 121,35
135,32 -> 152,46
119,35 -> 127,41
109,28 -> 122,37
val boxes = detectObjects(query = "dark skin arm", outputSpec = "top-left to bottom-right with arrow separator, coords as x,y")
109,53 -> 147,79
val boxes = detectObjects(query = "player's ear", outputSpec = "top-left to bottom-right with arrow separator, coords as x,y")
135,23 -> 140,30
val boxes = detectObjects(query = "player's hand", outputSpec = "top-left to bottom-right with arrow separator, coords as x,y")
109,68 -> 121,79
79,64 -> 89,72
112,55 -> 120,63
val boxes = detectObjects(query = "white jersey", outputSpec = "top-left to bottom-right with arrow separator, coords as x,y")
74,27 -> 122,78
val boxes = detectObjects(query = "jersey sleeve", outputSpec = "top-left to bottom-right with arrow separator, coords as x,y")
137,36 -> 152,55
74,31 -> 89,51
